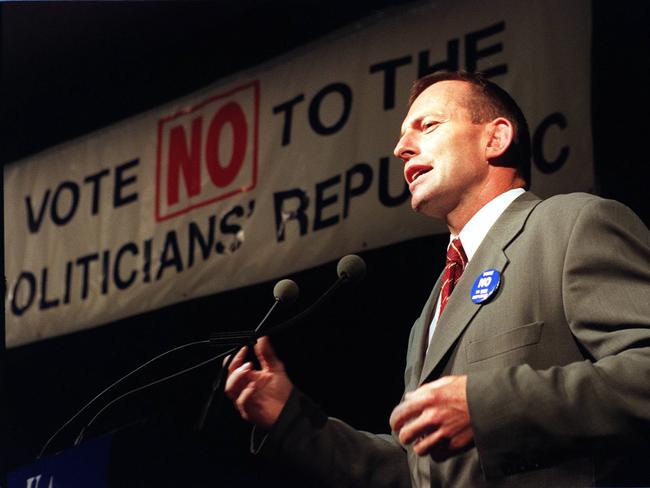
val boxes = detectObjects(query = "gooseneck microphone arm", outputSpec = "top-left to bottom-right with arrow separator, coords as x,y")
262,254 -> 366,338
264,276 -> 344,337
46,254 -> 364,451
207,255 -> 366,343
196,278 -> 300,431
46,278 -> 299,456
197,256 -> 364,430
74,346 -> 237,447
39,338 -> 211,458
208,278 -> 299,345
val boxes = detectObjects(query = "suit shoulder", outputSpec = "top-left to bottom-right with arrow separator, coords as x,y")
532,192 -> 632,219
530,192 -> 648,237
537,192 -> 601,211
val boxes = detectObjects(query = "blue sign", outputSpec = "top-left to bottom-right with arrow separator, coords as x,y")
470,269 -> 501,304
8,434 -> 112,488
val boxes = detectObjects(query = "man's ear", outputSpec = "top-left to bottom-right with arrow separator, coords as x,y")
485,117 -> 514,160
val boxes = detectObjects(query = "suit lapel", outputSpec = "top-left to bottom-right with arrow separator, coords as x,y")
407,275 -> 443,386
418,192 -> 542,385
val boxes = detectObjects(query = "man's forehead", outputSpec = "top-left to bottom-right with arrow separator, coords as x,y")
412,80 -> 473,111
401,80 -> 472,129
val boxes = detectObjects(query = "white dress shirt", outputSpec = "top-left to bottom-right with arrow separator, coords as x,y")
428,188 -> 526,346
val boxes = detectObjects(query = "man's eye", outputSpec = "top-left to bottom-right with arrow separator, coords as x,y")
423,121 -> 438,131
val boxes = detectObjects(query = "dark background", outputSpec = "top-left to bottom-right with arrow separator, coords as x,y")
2,1 -> 649,486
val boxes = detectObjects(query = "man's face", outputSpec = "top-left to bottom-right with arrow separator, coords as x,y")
394,80 -> 491,220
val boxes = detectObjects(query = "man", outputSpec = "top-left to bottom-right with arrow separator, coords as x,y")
225,71 -> 650,486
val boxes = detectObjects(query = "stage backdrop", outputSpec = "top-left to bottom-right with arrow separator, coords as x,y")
4,0 -> 592,347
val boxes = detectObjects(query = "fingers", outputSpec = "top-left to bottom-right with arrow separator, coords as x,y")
226,346 -> 248,373
409,413 -> 452,456
224,361 -> 257,401
224,337 -> 280,402
225,337 -> 282,375
416,425 -> 474,460
223,337 -> 292,430
390,375 -> 462,432
396,406 -> 472,457
390,375 -> 473,459
390,384 -> 439,432
395,407 -> 440,445
234,382 -> 258,422
415,434 -> 449,458
254,336 -> 282,371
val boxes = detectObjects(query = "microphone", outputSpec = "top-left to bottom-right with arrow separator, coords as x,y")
246,279 -> 299,368
273,278 -> 300,307
196,278 -> 299,431
337,254 -> 367,284
58,278 -> 298,450
197,256 -> 364,431
264,254 -> 366,338
256,279 -> 299,332
209,278 -> 299,345
196,255 -> 365,431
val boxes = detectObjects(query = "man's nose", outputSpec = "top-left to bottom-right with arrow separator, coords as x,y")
394,133 -> 417,162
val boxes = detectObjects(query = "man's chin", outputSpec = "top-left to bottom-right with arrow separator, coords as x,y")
411,198 -> 425,214
410,194 -> 430,213
411,197 -> 445,220
411,200 -> 433,217
410,188 -> 435,213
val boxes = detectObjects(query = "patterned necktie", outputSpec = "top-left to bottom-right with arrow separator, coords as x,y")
439,238 -> 468,317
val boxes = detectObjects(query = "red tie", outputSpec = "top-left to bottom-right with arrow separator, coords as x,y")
439,238 -> 467,316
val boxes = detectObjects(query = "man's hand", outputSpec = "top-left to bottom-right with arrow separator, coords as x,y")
389,375 -> 473,461
224,336 -> 293,430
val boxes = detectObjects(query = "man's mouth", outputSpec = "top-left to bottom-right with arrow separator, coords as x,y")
405,165 -> 432,184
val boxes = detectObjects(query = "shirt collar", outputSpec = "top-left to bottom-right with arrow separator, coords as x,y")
451,188 -> 526,261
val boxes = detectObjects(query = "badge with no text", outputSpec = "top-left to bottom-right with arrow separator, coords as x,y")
470,269 -> 501,304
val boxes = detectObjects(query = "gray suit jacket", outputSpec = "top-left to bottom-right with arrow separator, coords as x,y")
261,192 -> 650,487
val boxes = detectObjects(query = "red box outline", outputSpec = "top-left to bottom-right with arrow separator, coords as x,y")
155,80 -> 260,222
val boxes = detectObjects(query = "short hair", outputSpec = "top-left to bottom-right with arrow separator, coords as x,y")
410,71 -> 531,189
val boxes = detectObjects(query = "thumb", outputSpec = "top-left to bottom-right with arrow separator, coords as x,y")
254,336 -> 283,371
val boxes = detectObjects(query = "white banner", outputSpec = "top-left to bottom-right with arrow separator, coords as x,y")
4,0 -> 592,347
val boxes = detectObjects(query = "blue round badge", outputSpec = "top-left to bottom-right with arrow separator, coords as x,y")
470,269 -> 501,304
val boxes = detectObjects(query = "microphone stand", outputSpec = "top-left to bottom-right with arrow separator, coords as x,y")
197,262 -> 361,430
195,299 -> 281,431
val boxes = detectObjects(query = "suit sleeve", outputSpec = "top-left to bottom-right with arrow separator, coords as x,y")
467,198 -> 650,478
253,387 -> 412,487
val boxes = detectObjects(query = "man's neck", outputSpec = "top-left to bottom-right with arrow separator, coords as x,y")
446,178 -> 526,235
